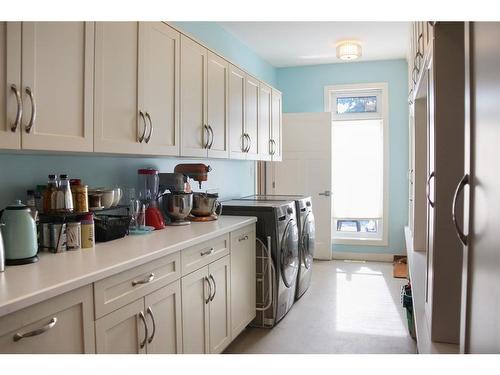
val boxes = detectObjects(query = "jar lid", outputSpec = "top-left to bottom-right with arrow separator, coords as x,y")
70,178 -> 82,185
138,168 -> 158,175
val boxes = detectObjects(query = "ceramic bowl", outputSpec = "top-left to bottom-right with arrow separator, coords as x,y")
101,190 -> 115,209
112,187 -> 122,206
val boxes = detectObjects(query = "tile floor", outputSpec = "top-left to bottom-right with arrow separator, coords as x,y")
224,260 -> 417,354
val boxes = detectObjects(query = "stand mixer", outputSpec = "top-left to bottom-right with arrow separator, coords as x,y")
158,164 -> 212,226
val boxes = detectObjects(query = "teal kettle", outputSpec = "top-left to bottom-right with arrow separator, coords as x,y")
0,200 -> 38,265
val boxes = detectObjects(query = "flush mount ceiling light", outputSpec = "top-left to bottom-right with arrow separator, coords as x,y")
336,40 -> 362,61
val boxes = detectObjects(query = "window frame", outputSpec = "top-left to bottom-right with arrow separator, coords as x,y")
325,82 -> 390,246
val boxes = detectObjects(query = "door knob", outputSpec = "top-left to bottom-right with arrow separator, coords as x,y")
318,190 -> 332,197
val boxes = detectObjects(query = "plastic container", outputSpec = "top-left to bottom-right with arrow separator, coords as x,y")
401,283 -> 416,340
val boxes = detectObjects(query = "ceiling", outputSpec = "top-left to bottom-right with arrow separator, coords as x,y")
218,22 -> 409,67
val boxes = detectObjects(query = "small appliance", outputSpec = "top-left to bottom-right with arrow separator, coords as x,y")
189,192 -> 222,222
137,168 -> 165,230
0,200 -> 39,265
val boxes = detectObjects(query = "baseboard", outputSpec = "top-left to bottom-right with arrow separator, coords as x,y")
330,251 -> 402,262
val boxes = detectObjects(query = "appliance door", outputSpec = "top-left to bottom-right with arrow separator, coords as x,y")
301,212 -> 316,269
280,219 -> 299,288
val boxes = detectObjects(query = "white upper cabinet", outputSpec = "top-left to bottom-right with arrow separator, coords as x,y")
206,51 -> 229,158
94,22 -> 142,154
139,22 -> 180,156
0,22 -> 21,150
258,83 -> 272,161
244,74 -> 260,159
271,89 -> 283,161
180,35 -> 207,158
229,64 -> 246,159
21,22 -> 94,152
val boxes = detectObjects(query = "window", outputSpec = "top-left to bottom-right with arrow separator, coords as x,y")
325,83 -> 389,245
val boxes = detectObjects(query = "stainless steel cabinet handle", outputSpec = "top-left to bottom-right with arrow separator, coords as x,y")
426,171 -> 436,207
238,235 -> 249,242
452,174 -> 469,246
132,272 -> 155,286
245,134 -> 252,153
203,125 -> 210,149
204,276 -> 212,304
209,274 -> 216,301
138,311 -> 148,349
200,247 -> 214,256
13,317 -> 57,342
319,190 -> 331,197
144,112 -> 153,143
10,84 -> 22,132
146,306 -> 156,344
138,111 -> 147,143
208,125 -> 214,149
24,87 -> 36,134
241,133 -> 247,152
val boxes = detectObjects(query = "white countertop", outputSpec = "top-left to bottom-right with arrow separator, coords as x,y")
404,226 -> 459,354
0,216 -> 256,318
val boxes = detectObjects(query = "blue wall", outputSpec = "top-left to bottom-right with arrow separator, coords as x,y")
174,22 -> 277,86
0,22 -> 265,209
277,59 -> 409,255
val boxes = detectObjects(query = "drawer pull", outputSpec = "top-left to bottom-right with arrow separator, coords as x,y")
200,247 -> 214,257
13,317 -> 57,342
238,235 -> 249,242
132,273 -> 155,286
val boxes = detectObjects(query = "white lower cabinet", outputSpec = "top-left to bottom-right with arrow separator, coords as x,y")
0,286 -> 95,354
95,279 -> 182,354
181,255 -> 231,354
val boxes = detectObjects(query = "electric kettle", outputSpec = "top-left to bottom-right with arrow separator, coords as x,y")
0,200 -> 38,265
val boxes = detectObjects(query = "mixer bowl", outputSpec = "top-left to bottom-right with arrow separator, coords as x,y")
191,192 -> 222,217
159,192 -> 193,221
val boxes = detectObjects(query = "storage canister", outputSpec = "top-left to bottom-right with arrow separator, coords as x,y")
72,185 -> 89,213
81,214 -> 94,249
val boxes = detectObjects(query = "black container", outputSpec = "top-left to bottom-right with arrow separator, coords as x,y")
94,215 -> 131,242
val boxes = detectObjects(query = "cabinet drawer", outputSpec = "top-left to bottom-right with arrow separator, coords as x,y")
94,251 -> 181,319
181,234 -> 229,275
0,285 -> 95,354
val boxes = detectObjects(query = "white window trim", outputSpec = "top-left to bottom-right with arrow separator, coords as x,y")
324,82 -> 390,247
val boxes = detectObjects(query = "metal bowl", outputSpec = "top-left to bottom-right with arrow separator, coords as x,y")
191,192 -> 222,217
158,192 -> 193,221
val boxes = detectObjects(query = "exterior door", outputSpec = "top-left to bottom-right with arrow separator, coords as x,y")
267,113 -> 333,260
181,266 -> 210,354
21,22 -> 94,152
461,22 -> 500,353
94,22 -> 143,154
258,82 -> 272,161
180,35 -> 207,157
206,51 -> 229,158
280,219 -> 299,288
0,22 -> 21,150
95,299 -> 147,354
144,280 -> 183,354
228,64 -> 246,159
245,74 -> 259,159
139,22 -> 180,156
271,89 -> 283,161
208,256 -> 231,353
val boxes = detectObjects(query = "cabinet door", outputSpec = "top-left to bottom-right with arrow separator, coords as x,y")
139,22 -> 180,156
21,22 -> 94,152
207,51 -> 229,158
180,35 -> 207,157
258,83 -> 272,161
208,255 -> 231,354
271,89 -> 283,161
230,226 -> 256,339
228,64 -> 246,159
95,298 -> 147,354
94,22 -> 143,154
181,266 -> 210,354
245,74 -> 260,159
0,286 -> 95,354
144,280 -> 183,354
0,22 -> 21,150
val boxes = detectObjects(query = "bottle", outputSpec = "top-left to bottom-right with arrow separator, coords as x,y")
43,174 -> 58,213
55,174 -> 74,212
80,213 -> 94,248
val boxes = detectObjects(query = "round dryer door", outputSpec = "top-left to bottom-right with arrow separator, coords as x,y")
280,219 -> 299,288
301,212 -> 315,269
